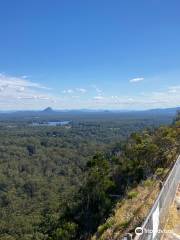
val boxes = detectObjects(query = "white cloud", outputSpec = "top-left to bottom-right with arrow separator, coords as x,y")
0,73 -> 50,90
88,83 -> 180,109
0,73 -> 180,110
63,88 -> 87,94
72,95 -> 80,99
59,82 -> 180,110
0,73 -> 55,109
129,77 -> 144,83
62,89 -> 74,94
17,95 -> 50,100
17,87 -> 25,92
91,85 -> 103,94
168,85 -> 180,93
96,88 -> 102,93
76,88 -> 87,93
21,75 -> 29,79
93,96 -> 104,100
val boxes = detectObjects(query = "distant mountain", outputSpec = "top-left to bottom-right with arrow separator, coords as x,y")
0,106 -> 179,122
42,107 -> 54,113
147,107 -> 180,115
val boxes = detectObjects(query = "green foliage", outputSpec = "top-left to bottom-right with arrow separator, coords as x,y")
144,179 -> 154,187
75,154 -> 115,235
127,191 -> 139,199
52,222 -> 77,240
97,218 -> 114,236
118,220 -> 131,229
0,113 -> 179,239
155,168 -> 164,177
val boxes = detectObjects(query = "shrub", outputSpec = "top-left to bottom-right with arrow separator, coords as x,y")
127,191 -> 139,199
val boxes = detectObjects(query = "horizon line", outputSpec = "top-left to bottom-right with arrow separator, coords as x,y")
0,106 -> 179,113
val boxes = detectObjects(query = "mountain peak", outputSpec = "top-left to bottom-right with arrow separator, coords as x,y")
43,107 -> 54,112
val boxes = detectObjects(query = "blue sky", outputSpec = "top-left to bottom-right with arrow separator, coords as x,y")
0,0 -> 180,110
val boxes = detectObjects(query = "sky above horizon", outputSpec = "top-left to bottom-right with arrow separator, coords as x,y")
0,0 -> 180,110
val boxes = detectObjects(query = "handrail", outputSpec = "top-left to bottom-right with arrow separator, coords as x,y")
134,155 -> 180,240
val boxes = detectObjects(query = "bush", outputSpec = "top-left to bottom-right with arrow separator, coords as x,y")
127,191 -> 139,199
97,218 -> 114,236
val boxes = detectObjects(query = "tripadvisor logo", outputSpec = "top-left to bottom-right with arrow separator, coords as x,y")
122,227 -> 143,240
135,227 -> 143,236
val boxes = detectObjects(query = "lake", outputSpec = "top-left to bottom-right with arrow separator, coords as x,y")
32,121 -> 70,126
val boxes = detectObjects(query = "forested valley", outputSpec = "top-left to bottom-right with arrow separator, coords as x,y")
0,110 -> 179,240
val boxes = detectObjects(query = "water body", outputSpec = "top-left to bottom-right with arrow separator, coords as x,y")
32,121 -> 70,126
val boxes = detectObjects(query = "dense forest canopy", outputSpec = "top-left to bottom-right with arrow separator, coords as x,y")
0,110 -> 179,240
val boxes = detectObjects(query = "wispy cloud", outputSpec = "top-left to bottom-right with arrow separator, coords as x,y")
168,85 -> 180,93
17,95 -> 50,100
129,77 -> 144,83
76,88 -> 87,93
0,73 -> 180,110
93,96 -> 104,101
0,73 -> 50,90
91,85 -> 103,94
0,73 -> 54,109
62,88 -> 87,94
62,89 -> 74,94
